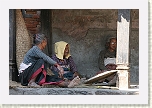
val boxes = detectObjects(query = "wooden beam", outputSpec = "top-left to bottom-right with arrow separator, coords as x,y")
116,9 -> 131,90
40,9 -> 52,57
9,9 -> 19,82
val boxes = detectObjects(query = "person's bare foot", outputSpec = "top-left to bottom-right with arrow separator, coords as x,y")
28,82 -> 41,88
68,76 -> 80,88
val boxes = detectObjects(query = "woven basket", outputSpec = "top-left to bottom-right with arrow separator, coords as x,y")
16,9 -> 32,69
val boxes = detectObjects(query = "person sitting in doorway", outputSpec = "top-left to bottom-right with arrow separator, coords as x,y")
97,36 -> 118,85
18,33 -> 80,88
50,41 -> 81,81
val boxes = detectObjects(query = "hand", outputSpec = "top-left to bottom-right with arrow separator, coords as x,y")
54,63 -> 59,67
57,65 -> 64,78
58,71 -> 64,79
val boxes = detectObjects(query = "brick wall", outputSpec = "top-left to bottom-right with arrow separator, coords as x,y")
23,9 -> 41,35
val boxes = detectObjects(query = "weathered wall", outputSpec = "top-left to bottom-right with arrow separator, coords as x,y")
129,30 -> 139,84
21,9 -> 139,84
51,9 -> 139,84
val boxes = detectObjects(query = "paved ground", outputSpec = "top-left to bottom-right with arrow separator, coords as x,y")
9,80 -> 139,95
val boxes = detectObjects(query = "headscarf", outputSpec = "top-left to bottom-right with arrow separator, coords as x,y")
54,41 -> 71,59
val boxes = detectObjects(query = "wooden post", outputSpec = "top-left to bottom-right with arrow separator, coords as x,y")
40,9 -> 52,57
9,9 -> 19,82
116,9 -> 130,90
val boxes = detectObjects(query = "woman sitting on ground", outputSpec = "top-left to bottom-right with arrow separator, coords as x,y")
18,33 -> 80,88
50,41 -> 81,81
97,36 -> 117,85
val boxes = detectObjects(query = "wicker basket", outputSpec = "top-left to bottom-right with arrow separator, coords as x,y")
16,9 -> 32,69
